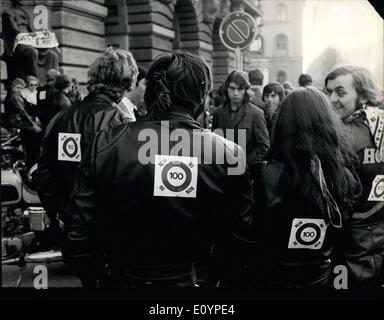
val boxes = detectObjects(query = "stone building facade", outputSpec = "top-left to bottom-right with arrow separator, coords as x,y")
0,0 -> 263,111
250,0 -> 304,86
104,0 -> 262,88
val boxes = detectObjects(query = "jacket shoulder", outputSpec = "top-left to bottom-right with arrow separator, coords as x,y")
93,121 -> 134,154
67,100 -> 117,120
255,162 -> 285,206
209,131 -> 246,167
247,102 -> 265,117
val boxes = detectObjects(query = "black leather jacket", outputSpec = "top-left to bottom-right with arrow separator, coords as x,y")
3,93 -> 37,131
62,110 -> 254,285
36,92 -> 131,225
251,162 -> 354,288
342,107 -> 384,287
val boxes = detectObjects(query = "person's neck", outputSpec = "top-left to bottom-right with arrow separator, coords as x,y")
230,101 -> 241,111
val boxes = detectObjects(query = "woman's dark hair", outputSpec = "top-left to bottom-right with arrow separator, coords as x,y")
267,87 -> 360,209
145,52 -> 212,120
87,47 -> 138,102
222,71 -> 251,103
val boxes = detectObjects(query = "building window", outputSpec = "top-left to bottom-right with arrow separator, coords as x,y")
106,0 -> 118,17
173,14 -> 181,52
276,3 -> 287,21
250,34 -> 264,57
275,34 -> 288,57
276,70 -> 288,84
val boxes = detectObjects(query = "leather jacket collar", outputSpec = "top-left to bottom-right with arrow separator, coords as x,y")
156,107 -> 204,130
84,92 -> 115,105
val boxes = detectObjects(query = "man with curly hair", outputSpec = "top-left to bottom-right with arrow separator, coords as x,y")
36,48 -> 138,277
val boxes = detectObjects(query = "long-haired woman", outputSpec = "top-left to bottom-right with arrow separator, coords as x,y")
250,87 -> 361,288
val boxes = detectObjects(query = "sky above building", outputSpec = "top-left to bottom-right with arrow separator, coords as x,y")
303,0 -> 383,86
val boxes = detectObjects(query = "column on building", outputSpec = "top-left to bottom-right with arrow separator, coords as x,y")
212,17 -> 235,90
127,0 -> 174,69
50,0 -> 108,88
105,0 -> 130,50
174,0 -> 213,66
127,0 -> 214,70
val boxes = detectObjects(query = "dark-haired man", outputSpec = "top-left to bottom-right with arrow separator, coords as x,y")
63,53 -> 254,287
262,82 -> 285,132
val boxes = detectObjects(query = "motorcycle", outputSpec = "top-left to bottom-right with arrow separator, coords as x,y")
1,128 -> 78,287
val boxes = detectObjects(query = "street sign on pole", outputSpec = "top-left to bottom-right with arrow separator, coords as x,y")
219,11 -> 257,71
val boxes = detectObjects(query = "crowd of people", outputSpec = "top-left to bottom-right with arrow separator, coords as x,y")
2,47 -> 384,289
2,69 -> 84,168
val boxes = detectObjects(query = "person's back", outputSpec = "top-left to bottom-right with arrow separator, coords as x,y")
36,48 -> 139,233
249,87 -> 264,109
63,52 -> 254,287
250,88 -> 360,288
37,91 -> 133,226
77,117 -> 252,284
252,162 -> 338,287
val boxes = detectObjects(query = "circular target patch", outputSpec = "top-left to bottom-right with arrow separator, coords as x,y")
154,155 -> 198,198
161,161 -> 192,193
58,133 -> 81,162
296,223 -> 321,246
288,218 -> 327,250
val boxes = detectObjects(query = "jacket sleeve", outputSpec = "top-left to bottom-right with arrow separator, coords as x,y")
210,143 -> 255,285
227,146 -> 255,240
61,131 -> 106,286
36,113 -> 62,222
6,96 -> 36,131
251,110 -> 270,162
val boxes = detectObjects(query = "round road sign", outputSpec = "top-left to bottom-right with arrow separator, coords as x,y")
219,11 -> 257,51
